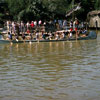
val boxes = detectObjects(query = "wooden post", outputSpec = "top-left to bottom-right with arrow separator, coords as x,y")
95,19 -> 98,31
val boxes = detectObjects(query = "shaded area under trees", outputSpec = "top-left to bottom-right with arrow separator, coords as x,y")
0,0 -> 100,24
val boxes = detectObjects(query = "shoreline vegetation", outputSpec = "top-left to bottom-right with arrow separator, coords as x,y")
0,0 -> 100,25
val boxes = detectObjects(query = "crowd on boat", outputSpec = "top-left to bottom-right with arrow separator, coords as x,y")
3,18 -> 88,41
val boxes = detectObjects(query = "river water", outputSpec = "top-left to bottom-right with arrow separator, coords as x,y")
0,31 -> 100,100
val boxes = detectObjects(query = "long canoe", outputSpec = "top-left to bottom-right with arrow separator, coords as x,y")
0,31 -> 97,43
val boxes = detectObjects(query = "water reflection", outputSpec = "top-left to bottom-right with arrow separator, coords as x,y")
0,37 -> 100,100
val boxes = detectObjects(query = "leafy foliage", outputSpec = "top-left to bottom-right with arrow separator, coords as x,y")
95,0 -> 100,10
0,0 -> 100,22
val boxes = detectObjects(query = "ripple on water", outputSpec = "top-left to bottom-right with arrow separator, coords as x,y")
0,37 -> 100,100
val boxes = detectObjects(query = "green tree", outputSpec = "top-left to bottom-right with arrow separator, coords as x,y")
95,0 -> 100,10
2,0 -> 99,22
42,0 -> 70,19
0,0 -> 8,26
6,0 -> 29,20
74,0 -> 95,20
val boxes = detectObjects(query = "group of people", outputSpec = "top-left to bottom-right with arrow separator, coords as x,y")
6,20 -> 42,34
5,18 -> 87,41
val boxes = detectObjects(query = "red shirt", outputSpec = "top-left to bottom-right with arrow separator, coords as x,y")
75,28 -> 77,31
27,29 -> 30,33
30,22 -> 34,28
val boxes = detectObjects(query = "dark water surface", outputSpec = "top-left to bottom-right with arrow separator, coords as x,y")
0,32 -> 100,100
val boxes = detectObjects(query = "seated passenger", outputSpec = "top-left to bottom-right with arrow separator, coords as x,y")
15,34 -> 19,41
68,28 -> 73,39
55,32 -> 60,40
48,32 -> 52,40
6,32 -> 12,40
42,32 -> 46,40
22,33 -> 25,40
8,32 -> 13,40
36,31 -> 39,40
62,32 -> 66,39
82,28 -> 87,37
